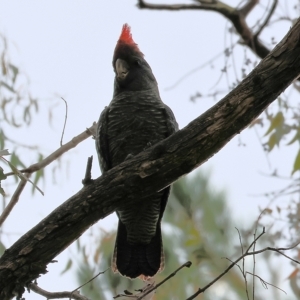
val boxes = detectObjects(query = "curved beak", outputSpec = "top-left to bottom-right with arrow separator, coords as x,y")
116,58 -> 129,80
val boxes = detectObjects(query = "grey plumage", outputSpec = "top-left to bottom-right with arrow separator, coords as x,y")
96,24 -> 178,279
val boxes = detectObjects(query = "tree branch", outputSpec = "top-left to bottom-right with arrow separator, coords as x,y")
4,123 -> 97,177
186,230 -> 300,300
28,283 -> 89,300
0,123 -> 97,227
1,17 -> 300,300
138,0 -> 270,58
254,0 -> 278,37
0,177 -> 28,227
239,0 -> 259,17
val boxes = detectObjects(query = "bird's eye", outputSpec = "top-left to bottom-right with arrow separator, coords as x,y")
134,59 -> 141,66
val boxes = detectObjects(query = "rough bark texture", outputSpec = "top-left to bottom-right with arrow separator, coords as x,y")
1,18 -> 300,300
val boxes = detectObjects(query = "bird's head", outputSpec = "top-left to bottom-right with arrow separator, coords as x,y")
113,24 -> 158,95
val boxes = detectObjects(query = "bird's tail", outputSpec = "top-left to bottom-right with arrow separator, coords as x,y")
112,219 -> 164,279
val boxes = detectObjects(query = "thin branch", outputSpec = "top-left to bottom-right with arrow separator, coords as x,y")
235,227 -> 245,272
246,272 -> 287,294
255,0 -> 278,37
1,132 -> 39,150
71,268 -> 109,296
28,283 -> 89,300
165,47 -> 229,91
252,230 -> 256,300
138,0 -> 271,59
136,261 -> 192,300
4,123 -> 97,176
0,177 -> 27,227
186,229 -> 300,300
113,282 -> 155,299
245,227 -> 266,253
138,0 -> 219,11
60,97 -> 68,147
0,124 -> 96,226
238,0 -> 259,17
235,227 -> 250,299
113,262 -> 191,299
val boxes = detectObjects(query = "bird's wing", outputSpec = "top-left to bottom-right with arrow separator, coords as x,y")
164,104 -> 179,135
96,106 -> 111,172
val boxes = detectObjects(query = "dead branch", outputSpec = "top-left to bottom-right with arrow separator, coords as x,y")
4,122 -> 97,177
186,229 -> 300,300
28,283 -> 89,300
138,0 -> 270,58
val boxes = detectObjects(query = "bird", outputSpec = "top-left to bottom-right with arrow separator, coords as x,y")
96,24 -> 178,279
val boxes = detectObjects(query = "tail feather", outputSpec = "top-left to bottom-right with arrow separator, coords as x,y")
112,219 -> 164,278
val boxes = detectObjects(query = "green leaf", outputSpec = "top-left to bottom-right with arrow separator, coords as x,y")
287,129 -> 300,146
264,111 -> 284,136
0,166 -> 7,180
292,150 -> 300,175
31,169 -> 44,195
0,130 -> 5,149
267,132 -> 277,151
60,258 -> 73,275
0,182 -> 5,196
23,106 -> 31,125
10,152 -> 26,169
0,81 -> 15,93
8,63 -> 19,84
0,241 -> 6,257
4,158 -> 44,195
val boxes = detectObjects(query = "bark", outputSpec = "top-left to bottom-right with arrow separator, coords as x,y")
1,17 -> 300,300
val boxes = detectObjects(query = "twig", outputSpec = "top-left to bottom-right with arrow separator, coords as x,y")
28,283 -> 89,300
82,156 -> 93,186
0,177 -> 27,227
1,132 -> 39,150
60,97 -> 68,147
138,0 -> 271,59
186,229 -> 300,300
71,268 -> 109,296
255,0 -> 278,37
0,123 -> 97,226
165,48 -> 227,91
252,230 -> 256,300
235,227 -> 250,300
114,262 -> 192,299
4,123 -> 97,176
136,261 -> 192,300
246,272 -> 287,294
138,0 -> 217,11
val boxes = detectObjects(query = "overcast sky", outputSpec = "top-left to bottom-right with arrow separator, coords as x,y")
0,1 -> 298,299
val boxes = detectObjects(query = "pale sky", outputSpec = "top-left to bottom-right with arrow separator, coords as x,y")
0,1 -> 298,299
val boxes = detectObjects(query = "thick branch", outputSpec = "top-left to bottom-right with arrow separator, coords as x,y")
0,18 -> 300,300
